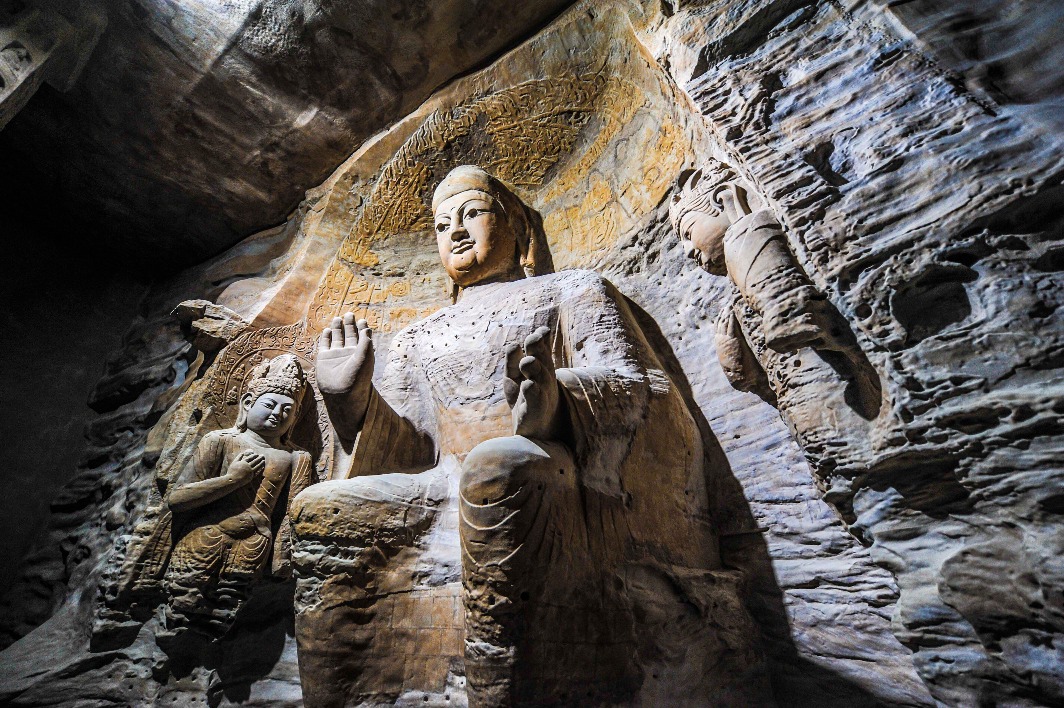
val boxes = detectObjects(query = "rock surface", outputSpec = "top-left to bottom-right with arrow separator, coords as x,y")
0,0 -> 1062,706
0,0 -> 106,130
0,0 -> 573,264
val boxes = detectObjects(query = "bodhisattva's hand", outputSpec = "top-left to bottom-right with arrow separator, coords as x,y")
714,306 -> 747,379
229,450 -> 266,482
715,304 -> 741,340
506,326 -> 561,439
717,183 -> 752,224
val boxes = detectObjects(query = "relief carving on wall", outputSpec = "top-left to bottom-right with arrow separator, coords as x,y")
669,157 -> 883,444
88,12 -> 719,699
307,70 -> 646,335
96,351 -> 321,641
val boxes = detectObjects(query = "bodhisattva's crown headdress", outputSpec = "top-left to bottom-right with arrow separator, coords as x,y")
236,354 -> 308,440
246,354 -> 308,402
669,158 -> 739,233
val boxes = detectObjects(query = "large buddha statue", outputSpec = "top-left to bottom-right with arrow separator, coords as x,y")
290,166 -> 769,707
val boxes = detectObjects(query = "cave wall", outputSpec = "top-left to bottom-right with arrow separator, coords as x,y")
0,0 -> 1062,705
0,221 -> 147,596
653,1 -> 1064,703
0,0 -> 574,264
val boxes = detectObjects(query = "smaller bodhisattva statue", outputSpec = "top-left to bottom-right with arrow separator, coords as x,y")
670,159 -> 832,356
161,354 -> 313,635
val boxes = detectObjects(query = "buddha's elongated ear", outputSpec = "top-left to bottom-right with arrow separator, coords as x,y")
515,205 -> 531,276
513,199 -> 553,277
236,392 -> 253,431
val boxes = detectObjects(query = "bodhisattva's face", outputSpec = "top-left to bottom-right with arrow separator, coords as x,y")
434,190 -> 519,287
244,392 -> 298,439
678,208 -> 729,276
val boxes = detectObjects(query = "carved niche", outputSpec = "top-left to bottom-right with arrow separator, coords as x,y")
289,165 -> 772,707
95,326 -> 328,643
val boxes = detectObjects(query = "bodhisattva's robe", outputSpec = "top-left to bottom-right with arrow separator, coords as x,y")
723,209 -> 824,351
291,269 -> 768,707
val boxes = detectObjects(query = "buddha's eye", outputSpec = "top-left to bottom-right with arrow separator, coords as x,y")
435,222 -> 449,233
465,207 -> 490,220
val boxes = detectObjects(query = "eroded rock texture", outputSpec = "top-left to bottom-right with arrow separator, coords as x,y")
656,0 -> 1064,704
0,0 -> 1061,705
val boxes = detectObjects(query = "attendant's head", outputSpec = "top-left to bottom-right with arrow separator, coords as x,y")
237,355 -> 307,443
669,159 -> 749,275
432,165 -> 553,290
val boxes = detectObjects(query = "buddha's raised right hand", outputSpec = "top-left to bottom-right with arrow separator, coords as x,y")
316,313 -> 375,433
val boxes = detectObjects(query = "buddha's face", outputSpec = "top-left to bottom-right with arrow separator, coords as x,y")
677,208 -> 729,275
243,392 -> 298,439
434,189 -> 519,287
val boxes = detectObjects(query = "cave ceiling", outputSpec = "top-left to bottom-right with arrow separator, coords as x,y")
0,0 -> 573,266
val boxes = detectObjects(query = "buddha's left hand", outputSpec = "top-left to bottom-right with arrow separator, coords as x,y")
507,326 -> 561,440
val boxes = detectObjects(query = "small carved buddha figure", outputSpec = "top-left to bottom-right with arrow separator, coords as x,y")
290,165 -> 768,707
163,354 -> 313,634
670,159 -> 830,353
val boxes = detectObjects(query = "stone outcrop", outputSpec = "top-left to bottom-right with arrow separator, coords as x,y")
0,0 -> 1061,706
0,0 -> 105,130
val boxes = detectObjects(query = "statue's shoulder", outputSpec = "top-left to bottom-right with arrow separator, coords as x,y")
202,428 -> 238,444
538,269 -> 613,296
289,448 -> 312,464
194,428 -> 240,458
392,312 -> 439,343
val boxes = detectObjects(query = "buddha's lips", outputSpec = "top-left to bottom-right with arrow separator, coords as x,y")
451,241 -> 474,254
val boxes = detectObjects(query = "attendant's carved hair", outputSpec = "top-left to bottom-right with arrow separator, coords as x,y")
669,158 -> 739,232
433,165 -> 554,280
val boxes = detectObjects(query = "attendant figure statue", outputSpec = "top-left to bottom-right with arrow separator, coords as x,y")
163,354 -> 313,635
669,160 -> 883,420
670,160 -> 831,353
291,166 -> 769,707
